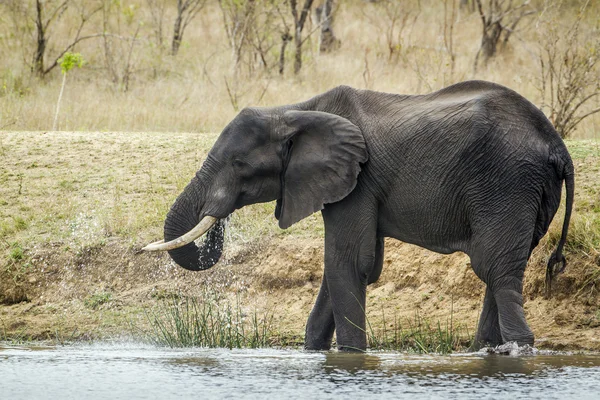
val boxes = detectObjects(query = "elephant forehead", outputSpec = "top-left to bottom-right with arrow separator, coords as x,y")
213,113 -> 274,154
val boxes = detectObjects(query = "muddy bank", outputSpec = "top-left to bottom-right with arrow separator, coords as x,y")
1,236 -> 599,350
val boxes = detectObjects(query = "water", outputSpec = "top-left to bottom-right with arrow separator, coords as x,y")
2,344 -> 600,399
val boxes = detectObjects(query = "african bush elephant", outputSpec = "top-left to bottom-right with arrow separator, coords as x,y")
143,80 -> 574,351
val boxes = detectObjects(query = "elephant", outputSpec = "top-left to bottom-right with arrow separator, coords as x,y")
143,80 -> 574,352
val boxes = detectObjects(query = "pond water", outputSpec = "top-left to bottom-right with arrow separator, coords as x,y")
2,344 -> 600,399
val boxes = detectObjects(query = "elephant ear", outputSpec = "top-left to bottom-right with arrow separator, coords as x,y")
276,110 -> 368,229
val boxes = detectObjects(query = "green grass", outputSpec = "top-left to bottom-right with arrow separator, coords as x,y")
564,140 -> 600,160
9,243 -> 24,261
366,311 -> 473,354
141,291 -> 274,349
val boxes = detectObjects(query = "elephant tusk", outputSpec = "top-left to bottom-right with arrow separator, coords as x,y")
141,216 -> 218,252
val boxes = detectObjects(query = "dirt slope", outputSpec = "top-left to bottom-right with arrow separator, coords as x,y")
1,236 -> 599,350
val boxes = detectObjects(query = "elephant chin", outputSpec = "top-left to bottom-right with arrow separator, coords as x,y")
166,219 -> 226,271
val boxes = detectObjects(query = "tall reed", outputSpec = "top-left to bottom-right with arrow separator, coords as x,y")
142,291 -> 274,349
366,309 -> 473,354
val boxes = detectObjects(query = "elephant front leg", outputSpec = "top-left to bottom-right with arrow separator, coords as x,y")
305,276 -> 335,350
325,264 -> 369,351
305,238 -> 384,351
322,215 -> 378,351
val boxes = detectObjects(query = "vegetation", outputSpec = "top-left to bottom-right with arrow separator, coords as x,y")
1,132 -> 599,348
367,312 -> 472,354
84,291 -> 113,309
536,0 -> 600,138
0,0 -> 598,137
141,291 -> 275,348
140,290 -> 471,353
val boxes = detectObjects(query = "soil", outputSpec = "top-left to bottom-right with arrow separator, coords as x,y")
1,236 -> 599,350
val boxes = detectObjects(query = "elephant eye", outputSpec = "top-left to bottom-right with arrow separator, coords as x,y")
232,159 -> 249,169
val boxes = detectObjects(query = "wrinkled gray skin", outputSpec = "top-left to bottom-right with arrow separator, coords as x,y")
163,80 -> 574,351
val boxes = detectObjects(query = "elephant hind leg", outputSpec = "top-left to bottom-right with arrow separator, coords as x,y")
470,221 -> 535,346
472,287 -> 502,350
473,255 -> 534,346
494,281 -> 534,346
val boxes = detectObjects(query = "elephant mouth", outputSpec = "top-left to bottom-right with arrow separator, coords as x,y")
142,215 -> 219,252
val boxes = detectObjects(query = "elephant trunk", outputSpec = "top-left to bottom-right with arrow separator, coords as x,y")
162,178 -> 225,271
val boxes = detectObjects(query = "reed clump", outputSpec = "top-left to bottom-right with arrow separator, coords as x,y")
142,291 -> 274,349
366,312 -> 473,354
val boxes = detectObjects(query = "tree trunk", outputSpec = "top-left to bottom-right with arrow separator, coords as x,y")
460,0 -> 474,12
294,25 -> 303,74
481,21 -> 502,62
316,0 -> 339,53
279,31 -> 292,75
34,0 -> 46,76
291,0 -> 315,75
172,2 -> 184,56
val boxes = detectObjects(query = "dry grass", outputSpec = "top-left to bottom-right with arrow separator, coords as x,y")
0,1 -> 598,137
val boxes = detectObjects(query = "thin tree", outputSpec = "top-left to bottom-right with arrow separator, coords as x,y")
53,52 -> 84,130
361,0 -> 421,63
145,0 -> 167,49
33,0 -> 68,76
442,0 -> 457,82
290,0 -> 315,74
172,0 -> 208,56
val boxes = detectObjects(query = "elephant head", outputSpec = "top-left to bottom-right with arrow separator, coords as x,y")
143,107 -> 368,271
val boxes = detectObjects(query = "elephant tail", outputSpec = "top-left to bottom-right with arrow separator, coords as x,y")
545,155 -> 575,298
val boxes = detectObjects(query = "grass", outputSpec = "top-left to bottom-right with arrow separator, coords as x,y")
0,131 -> 322,267
0,131 -> 598,349
141,291 -> 274,349
367,312 -> 473,354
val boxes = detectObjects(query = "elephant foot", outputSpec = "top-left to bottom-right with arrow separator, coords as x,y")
483,341 -> 538,356
304,338 -> 332,351
469,337 -> 501,352
336,344 -> 366,353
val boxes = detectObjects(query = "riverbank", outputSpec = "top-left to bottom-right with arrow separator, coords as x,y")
1,132 -> 599,350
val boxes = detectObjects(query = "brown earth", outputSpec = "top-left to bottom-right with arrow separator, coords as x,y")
1,235 -> 599,350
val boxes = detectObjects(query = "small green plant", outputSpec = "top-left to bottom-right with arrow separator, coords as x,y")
12,216 -> 27,231
9,243 -> 24,261
4,243 -> 32,285
84,292 -> 113,310
52,52 -> 85,131
0,323 -> 31,345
